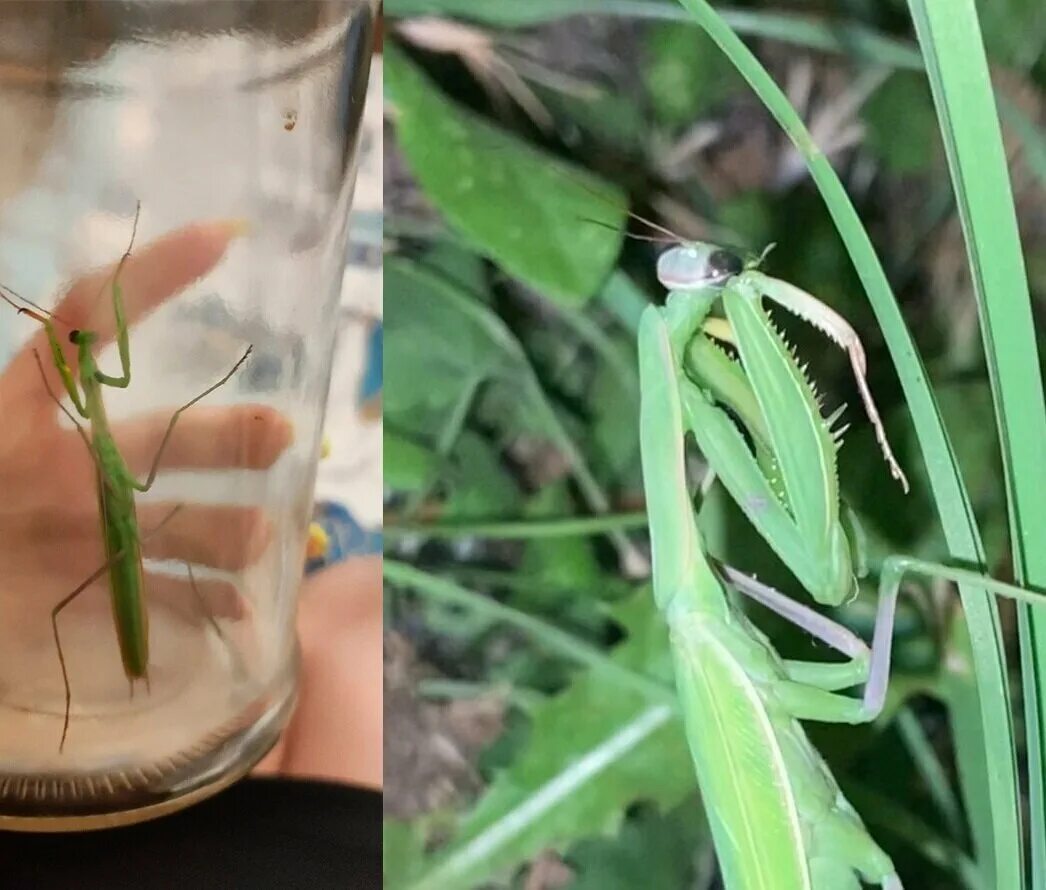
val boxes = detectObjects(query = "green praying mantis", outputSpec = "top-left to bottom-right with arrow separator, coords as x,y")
0,206 -> 254,752
640,234 -> 1046,888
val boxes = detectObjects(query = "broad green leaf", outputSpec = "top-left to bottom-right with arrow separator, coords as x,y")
518,483 -> 604,615
565,800 -> 710,890
420,241 -> 491,300
589,346 -> 642,486
385,258 -> 621,539
384,259 -> 507,436
385,430 -> 440,493
397,592 -> 695,890
385,43 -> 626,307
444,432 -> 522,518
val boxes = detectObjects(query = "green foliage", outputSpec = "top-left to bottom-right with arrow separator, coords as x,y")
386,593 -> 698,890
642,24 -> 736,126
385,431 -> 440,492
518,484 -> 605,614
384,0 -> 1046,887
565,801 -> 710,890
386,44 -> 627,307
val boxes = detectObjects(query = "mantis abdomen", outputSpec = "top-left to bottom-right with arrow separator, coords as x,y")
94,432 -> 149,680
671,613 -> 810,888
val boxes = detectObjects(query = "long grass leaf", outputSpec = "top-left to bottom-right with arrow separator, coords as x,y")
908,1 -> 1046,882
386,0 -> 924,70
386,512 -> 650,539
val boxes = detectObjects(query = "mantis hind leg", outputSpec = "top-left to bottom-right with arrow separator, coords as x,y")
185,562 -> 248,683
808,807 -> 901,889
809,859 -> 861,890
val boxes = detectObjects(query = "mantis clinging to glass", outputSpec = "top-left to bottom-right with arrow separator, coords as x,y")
640,236 -> 1046,888
0,206 -> 260,752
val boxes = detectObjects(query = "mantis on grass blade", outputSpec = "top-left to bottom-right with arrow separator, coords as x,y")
639,296 -> 1046,888
638,230 -> 1046,886
0,205 -> 258,752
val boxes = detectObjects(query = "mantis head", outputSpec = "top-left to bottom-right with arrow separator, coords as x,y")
69,328 -> 98,347
657,242 -> 744,291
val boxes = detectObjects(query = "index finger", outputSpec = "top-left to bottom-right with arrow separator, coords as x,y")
6,217 -> 249,396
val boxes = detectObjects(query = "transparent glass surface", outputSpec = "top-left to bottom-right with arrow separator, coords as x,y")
0,0 -> 377,829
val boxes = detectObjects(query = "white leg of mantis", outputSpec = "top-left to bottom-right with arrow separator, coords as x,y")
729,557 -> 1046,725
741,270 -> 909,493
725,562 -> 911,722
722,566 -> 872,693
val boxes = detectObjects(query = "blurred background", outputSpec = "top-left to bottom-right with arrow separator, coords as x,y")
383,2 -> 1044,889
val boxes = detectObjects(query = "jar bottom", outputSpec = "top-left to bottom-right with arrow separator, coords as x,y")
0,664 -> 296,832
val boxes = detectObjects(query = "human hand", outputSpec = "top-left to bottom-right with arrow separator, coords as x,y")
0,220 -> 293,643
253,555 -> 382,790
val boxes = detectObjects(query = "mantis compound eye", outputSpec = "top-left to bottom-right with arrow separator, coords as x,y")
707,249 -> 744,280
68,329 -> 81,344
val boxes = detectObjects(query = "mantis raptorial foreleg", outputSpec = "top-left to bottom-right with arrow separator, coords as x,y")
741,270 -> 907,493
654,238 -> 912,614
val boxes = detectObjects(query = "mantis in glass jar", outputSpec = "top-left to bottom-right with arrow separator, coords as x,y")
0,206 -> 292,752
639,235 -> 1045,888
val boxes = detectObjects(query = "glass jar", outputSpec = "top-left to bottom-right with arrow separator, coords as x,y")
0,0 -> 377,830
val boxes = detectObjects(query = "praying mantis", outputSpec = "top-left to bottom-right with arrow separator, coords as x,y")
640,236 -> 1046,887
0,206 -> 271,753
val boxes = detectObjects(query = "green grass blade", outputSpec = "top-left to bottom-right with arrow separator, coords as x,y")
386,0 -> 924,69
908,1 -> 1046,881
384,560 -> 673,704
673,1 -> 1021,885
386,512 -> 650,540
895,706 -> 967,844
